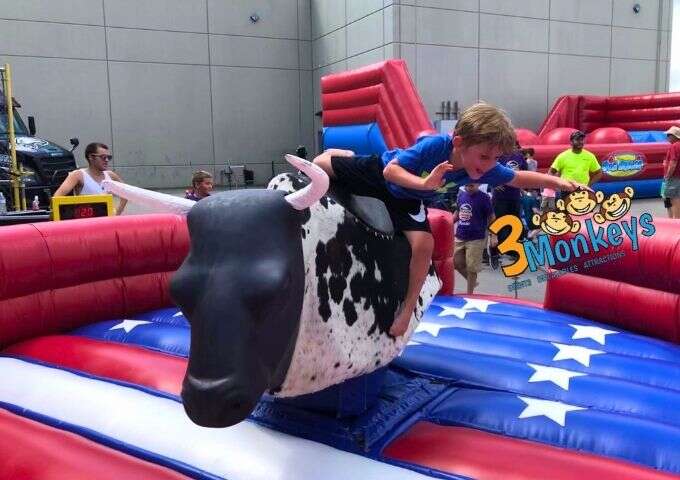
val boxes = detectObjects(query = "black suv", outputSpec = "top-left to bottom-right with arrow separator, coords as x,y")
0,97 -> 77,210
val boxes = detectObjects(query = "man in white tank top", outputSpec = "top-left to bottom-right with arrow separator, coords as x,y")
54,142 -> 127,215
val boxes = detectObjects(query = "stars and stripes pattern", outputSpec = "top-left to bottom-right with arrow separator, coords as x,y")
4,295 -> 680,476
393,295 -> 680,473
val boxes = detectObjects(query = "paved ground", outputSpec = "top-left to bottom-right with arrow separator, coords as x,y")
123,189 -> 669,304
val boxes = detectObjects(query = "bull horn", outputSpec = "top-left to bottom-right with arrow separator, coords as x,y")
102,179 -> 196,215
283,154 -> 329,210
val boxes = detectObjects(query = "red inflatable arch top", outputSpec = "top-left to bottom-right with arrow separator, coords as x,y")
321,60 -> 436,149
518,92 -> 680,177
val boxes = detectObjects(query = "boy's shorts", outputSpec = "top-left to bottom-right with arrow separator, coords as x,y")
664,197 -> 672,209
330,155 -> 431,233
454,238 -> 485,273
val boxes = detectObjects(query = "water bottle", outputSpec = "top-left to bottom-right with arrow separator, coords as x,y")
32,195 -> 40,211
0,192 -> 6,215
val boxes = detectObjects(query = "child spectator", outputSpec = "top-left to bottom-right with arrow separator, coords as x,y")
540,187 -> 556,211
453,183 -> 495,294
523,148 -> 537,171
185,170 -> 214,201
521,189 -> 542,239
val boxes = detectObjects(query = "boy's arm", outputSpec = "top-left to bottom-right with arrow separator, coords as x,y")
383,160 -> 453,191
507,170 -> 591,192
324,148 -> 355,157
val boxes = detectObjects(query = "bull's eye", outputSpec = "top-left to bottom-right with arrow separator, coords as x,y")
243,260 -> 292,310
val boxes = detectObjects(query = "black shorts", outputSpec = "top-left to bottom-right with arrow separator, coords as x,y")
664,197 -> 672,209
330,155 -> 431,233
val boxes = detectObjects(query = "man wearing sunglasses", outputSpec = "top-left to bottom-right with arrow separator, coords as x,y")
54,142 -> 127,215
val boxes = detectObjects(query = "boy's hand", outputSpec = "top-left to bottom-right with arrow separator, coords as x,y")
556,178 -> 592,192
422,161 -> 454,190
489,235 -> 498,248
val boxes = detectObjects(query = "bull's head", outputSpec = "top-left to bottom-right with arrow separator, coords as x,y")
170,156 -> 328,427
103,156 -> 440,428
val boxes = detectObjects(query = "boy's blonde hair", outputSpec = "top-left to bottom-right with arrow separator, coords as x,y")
455,102 -> 516,154
191,170 -> 213,189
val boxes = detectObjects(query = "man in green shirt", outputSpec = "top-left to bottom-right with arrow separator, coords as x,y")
549,130 -> 602,187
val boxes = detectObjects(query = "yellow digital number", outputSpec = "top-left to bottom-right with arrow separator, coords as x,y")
488,215 -> 528,277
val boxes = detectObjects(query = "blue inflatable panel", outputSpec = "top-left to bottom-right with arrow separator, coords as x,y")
63,297 -> 680,474
593,178 -> 662,199
398,344 -> 680,427
276,367 -> 389,418
323,123 -> 388,156
72,317 -> 190,357
428,388 -> 680,474
253,369 -> 449,456
418,297 -> 680,364
628,130 -> 669,143
134,307 -> 189,327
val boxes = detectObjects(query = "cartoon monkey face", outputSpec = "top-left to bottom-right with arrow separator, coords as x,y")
594,186 -> 634,224
532,211 -> 581,236
556,190 -> 604,216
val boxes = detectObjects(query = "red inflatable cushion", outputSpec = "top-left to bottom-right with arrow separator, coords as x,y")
428,208 -> 454,294
4,335 -> 186,395
0,214 -> 189,348
384,422 -> 678,480
545,272 -> 680,343
586,127 -> 632,144
515,128 -> 540,146
0,409 -> 189,480
540,127 -> 579,145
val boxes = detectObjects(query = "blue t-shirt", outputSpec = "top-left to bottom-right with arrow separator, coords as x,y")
492,151 -> 527,202
381,134 -> 516,200
456,189 -> 492,241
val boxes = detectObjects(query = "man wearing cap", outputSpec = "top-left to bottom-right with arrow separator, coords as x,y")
549,131 -> 602,195
663,126 -> 680,218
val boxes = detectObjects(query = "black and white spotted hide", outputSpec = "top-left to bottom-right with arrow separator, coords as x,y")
268,173 -> 441,396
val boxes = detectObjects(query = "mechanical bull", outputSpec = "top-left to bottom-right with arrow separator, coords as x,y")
103,155 -> 441,428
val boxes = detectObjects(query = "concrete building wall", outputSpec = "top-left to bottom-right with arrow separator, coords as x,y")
1,1 -> 674,188
311,0 -> 673,135
0,0 -> 312,187
311,0 -> 399,145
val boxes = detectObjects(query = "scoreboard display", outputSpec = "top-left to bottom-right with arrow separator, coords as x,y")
51,194 -> 114,221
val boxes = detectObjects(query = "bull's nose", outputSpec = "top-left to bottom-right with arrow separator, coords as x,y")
181,375 -> 258,428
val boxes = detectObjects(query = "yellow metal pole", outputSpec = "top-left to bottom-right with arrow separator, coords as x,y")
2,64 -> 21,211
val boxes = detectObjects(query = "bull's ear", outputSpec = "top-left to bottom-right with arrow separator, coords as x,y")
556,199 -> 565,211
532,213 -> 541,225
595,191 -> 605,203
570,221 -> 580,233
